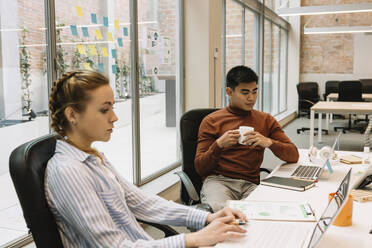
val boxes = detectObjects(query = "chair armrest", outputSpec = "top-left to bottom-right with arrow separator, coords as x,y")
299,99 -> 315,106
259,167 -> 272,174
174,171 -> 200,202
137,219 -> 179,237
191,203 -> 213,213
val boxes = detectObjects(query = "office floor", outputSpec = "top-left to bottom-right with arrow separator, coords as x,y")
3,115 -> 370,247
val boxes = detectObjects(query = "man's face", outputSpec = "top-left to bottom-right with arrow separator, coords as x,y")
226,82 -> 258,111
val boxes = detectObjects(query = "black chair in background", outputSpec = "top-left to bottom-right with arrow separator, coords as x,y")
360,79 -> 372,93
323,80 -> 340,100
176,108 -> 272,212
334,80 -> 365,133
296,82 -> 328,134
9,134 -> 178,248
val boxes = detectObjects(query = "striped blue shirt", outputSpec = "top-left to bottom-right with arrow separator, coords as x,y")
45,140 -> 208,248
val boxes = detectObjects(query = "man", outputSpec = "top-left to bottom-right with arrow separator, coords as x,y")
195,65 -> 299,212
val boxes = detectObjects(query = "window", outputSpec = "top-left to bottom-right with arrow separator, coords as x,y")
223,0 -> 288,115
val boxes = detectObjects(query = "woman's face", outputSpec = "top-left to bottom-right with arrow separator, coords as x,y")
73,84 -> 118,145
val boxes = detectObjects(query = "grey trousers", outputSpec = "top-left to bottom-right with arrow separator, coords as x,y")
200,174 -> 257,212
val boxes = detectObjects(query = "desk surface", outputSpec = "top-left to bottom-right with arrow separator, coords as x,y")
327,93 -> 372,101
213,149 -> 372,248
311,101 -> 372,114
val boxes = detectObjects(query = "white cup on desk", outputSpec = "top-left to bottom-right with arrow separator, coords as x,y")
239,126 -> 254,145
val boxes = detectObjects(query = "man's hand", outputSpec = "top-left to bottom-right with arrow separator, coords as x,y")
242,131 -> 273,148
216,130 -> 240,149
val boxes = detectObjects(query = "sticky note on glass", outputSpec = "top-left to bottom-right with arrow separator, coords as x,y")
83,63 -> 92,70
117,38 -> 123,47
107,32 -> 113,41
98,62 -> 104,72
101,47 -> 109,57
77,44 -> 86,55
89,44 -> 98,55
103,16 -> 109,27
326,160 -> 334,174
123,27 -> 128,36
91,13 -> 97,24
111,49 -> 117,59
95,29 -> 103,40
114,20 -> 120,30
70,25 -> 78,36
75,6 -> 83,17
81,27 -> 89,37
112,64 -> 117,74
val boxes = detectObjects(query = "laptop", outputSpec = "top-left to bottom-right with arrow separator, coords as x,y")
291,132 -> 342,180
215,169 -> 351,248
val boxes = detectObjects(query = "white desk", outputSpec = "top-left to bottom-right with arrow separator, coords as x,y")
309,101 -> 372,146
325,93 -> 372,125
214,149 -> 372,248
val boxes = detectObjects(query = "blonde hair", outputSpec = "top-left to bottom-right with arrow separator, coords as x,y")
49,70 -> 109,162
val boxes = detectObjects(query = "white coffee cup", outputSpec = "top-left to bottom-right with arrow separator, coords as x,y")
239,126 -> 254,145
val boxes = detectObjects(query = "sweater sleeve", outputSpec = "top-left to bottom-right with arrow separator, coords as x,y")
267,116 -> 299,163
194,116 -> 223,177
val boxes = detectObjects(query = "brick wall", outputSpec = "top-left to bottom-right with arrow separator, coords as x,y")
300,0 -> 372,74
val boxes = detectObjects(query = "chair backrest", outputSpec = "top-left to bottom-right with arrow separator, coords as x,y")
297,82 -> 320,101
360,79 -> 372,94
9,134 -> 63,248
324,80 -> 340,97
338,80 -> 363,102
180,108 -> 219,204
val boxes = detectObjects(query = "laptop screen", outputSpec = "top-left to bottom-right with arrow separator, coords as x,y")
307,168 -> 351,248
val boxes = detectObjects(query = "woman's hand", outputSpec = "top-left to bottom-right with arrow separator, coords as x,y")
206,207 -> 248,225
185,215 -> 246,247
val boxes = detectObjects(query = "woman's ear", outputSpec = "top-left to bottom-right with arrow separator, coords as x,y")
64,106 -> 78,126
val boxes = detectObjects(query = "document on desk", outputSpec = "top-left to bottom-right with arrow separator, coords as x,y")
228,200 -> 316,222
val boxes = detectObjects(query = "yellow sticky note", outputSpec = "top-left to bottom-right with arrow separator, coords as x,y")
101,47 -> 109,57
75,6 -> 83,17
89,44 -> 98,55
107,32 -> 113,42
95,29 -> 103,40
83,63 -> 92,70
77,44 -> 86,55
114,20 -> 120,30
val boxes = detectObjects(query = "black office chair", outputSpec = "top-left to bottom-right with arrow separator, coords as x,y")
9,134 -> 178,248
296,82 -> 328,134
323,80 -> 340,100
360,79 -> 372,93
175,108 -> 272,212
334,80 -> 365,134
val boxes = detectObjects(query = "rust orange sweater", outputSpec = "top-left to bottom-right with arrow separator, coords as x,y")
195,106 -> 299,184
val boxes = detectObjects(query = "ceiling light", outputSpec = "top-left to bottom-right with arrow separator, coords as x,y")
277,3 -> 372,16
304,26 -> 372,34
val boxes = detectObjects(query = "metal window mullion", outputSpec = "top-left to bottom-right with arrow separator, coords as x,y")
241,6 -> 245,65
176,0 -> 184,163
285,29 -> 288,112
130,0 -> 141,185
44,0 -> 57,134
222,0 -> 227,107
258,0 -> 264,111
269,20 -> 273,114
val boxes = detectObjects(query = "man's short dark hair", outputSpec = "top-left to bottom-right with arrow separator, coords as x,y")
226,65 -> 258,89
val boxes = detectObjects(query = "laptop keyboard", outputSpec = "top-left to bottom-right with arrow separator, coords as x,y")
291,165 -> 322,180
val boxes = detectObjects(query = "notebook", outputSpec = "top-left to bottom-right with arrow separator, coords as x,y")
261,176 -> 315,191
339,154 -> 363,164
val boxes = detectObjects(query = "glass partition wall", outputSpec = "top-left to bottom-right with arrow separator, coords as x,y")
0,0 -> 182,246
223,0 -> 288,115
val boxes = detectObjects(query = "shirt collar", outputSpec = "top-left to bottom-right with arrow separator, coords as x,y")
55,139 -> 92,162
226,104 -> 251,116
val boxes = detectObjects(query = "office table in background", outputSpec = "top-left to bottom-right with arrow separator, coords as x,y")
309,101 -> 372,146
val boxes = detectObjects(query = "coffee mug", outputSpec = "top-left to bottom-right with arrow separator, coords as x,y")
328,193 -> 353,226
239,126 -> 254,145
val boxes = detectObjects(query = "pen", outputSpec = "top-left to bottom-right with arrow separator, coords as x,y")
229,219 -> 247,225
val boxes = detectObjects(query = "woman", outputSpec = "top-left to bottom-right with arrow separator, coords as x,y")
45,70 -> 247,247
